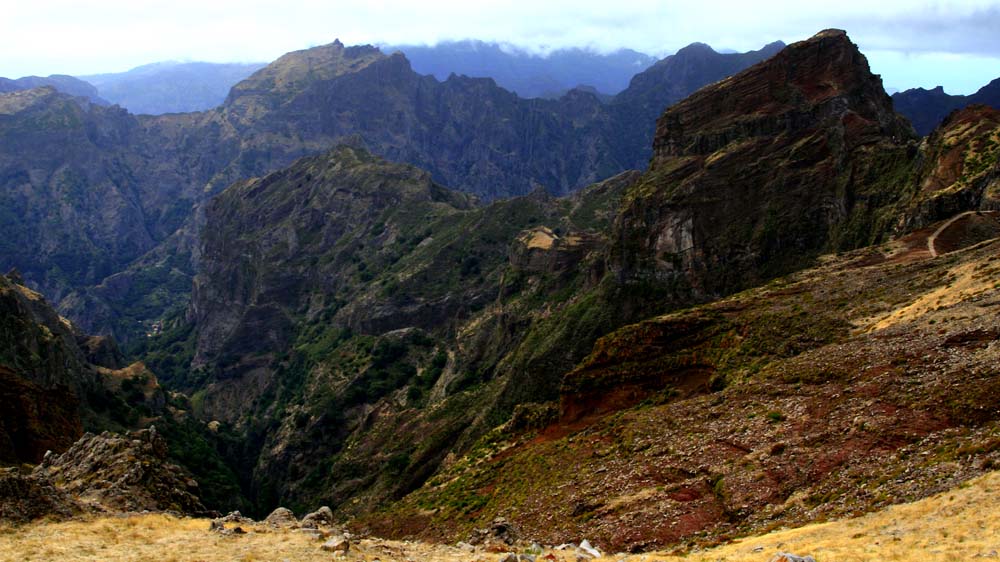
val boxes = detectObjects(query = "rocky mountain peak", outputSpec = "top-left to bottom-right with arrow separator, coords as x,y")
652,29 -> 911,165
614,30 -> 918,300
225,40 -> 387,105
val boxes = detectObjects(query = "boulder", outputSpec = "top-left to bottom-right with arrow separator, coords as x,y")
300,505 -> 335,528
216,510 -> 255,525
264,507 -> 298,527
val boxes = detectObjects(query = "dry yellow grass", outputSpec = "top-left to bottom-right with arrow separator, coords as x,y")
673,469 -> 1000,562
868,259 -> 994,331
1,471 -> 997,561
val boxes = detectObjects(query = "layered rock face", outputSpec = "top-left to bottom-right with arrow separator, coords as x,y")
610,40 -> 786,167
902,104 -> 1000,226
612,30 -> 916,298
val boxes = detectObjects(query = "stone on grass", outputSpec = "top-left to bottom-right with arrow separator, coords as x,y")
769,554 -> 816,562
579,540 -> 601,558
264,507 -> 298,527
321,535 -> 350,553
301,505 -> 335,528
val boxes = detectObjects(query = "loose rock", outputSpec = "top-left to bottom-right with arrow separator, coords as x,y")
301,505 -> 335,529
769,554 -> 816,562
321,535 -> 350,553
579,540 -> 601,558
264,507 -> 298,528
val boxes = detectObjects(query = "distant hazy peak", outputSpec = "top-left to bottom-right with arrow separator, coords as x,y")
229,39 -> 386,98
675,42 -> 716,55
0,74 -> 107,105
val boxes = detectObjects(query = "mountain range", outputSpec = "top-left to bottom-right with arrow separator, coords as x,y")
381,40 -> 657,98
892,78 -> 1000,136
2,27 -> 1000,555
0,38 -> 782,345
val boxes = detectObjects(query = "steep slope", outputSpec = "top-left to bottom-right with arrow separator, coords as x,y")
0,270 -> 166,464
81,62 -> 266,115
0,268 -> 245,511
140,144 -> 641,515
372,221 -> 1000,552
612,29 -> 916,299
383,40 -> 656,98
901,104 -> 1000,226
893,77 -> 1000,136
0,88 -> 155,303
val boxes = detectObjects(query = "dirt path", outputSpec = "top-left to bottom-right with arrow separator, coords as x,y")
926,211 -> 977,257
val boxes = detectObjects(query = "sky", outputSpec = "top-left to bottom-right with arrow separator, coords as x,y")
2,0 -> 999,94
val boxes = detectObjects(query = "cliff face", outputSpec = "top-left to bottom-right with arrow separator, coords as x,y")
612,30 -> 917,298
189,145 -> 474,371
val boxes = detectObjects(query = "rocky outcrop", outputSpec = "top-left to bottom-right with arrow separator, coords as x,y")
33,427 -> 206,515
0,468 -> 80,524
0,427 -> 208,524
509,226 -> 601,274
612,29 -> 917,298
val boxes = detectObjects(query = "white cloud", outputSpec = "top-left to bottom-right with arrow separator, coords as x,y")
2,0 -> 998,93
